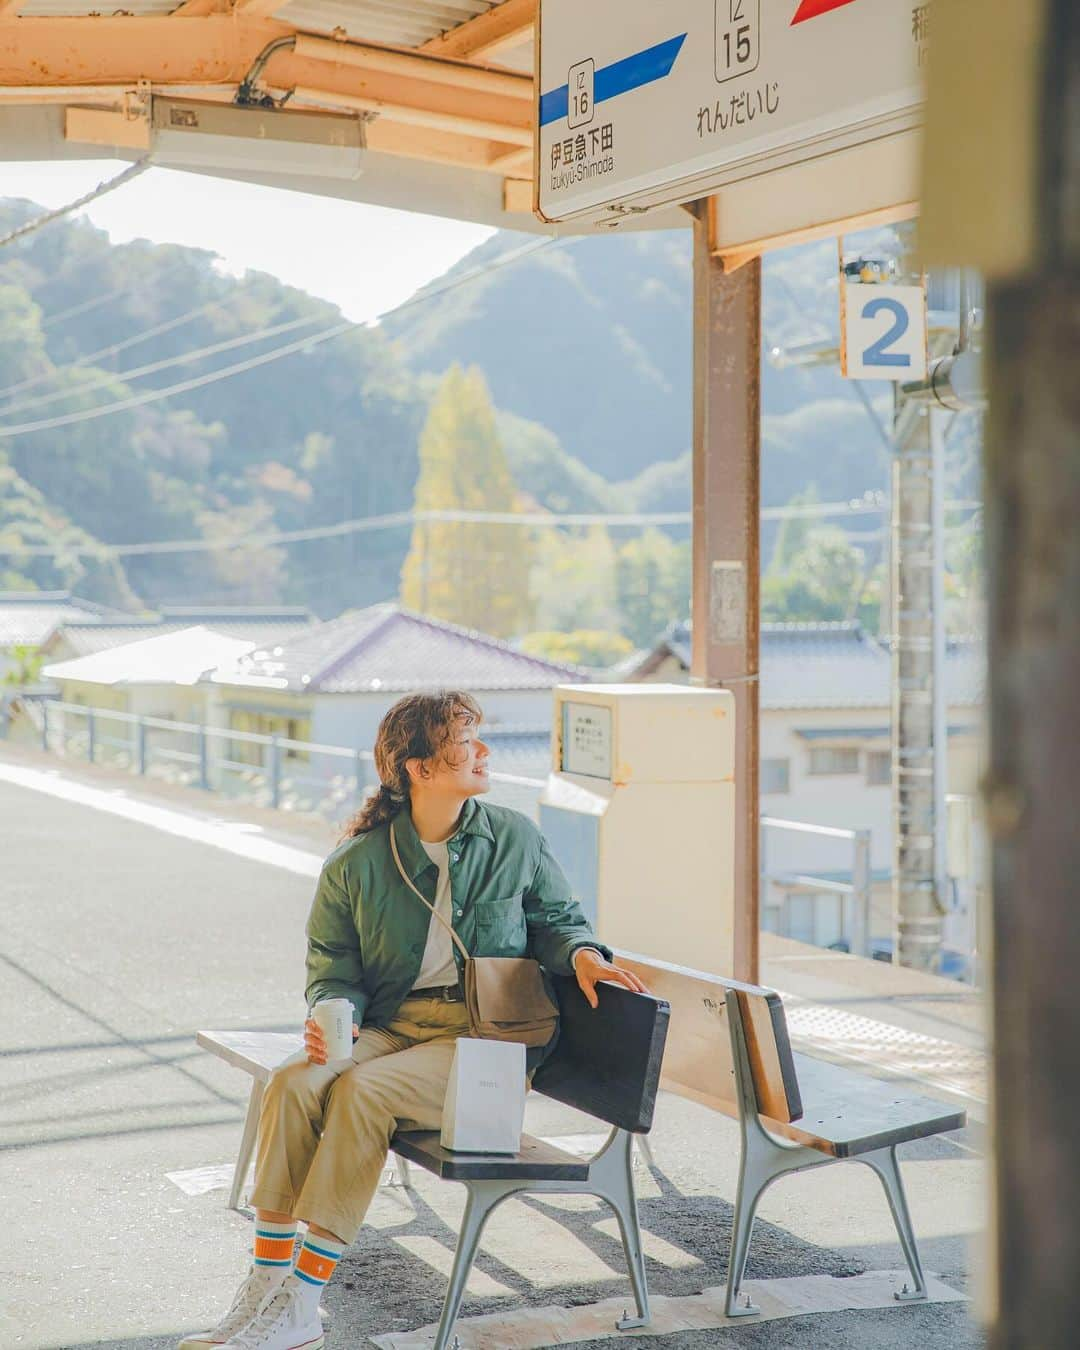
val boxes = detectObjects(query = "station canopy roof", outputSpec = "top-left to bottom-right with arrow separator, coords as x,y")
0,0 -> 685,231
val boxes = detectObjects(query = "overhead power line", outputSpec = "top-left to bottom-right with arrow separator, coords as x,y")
0,160 -> 151,253
0,298 -> 227,405
0,232 -> 559,441
0,316 -> 355,438
0,499 -> 984,560
38,255 -> 193,331
0,311 -> 329,419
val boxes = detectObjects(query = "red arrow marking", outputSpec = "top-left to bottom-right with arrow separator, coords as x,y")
791,0 -> 859,23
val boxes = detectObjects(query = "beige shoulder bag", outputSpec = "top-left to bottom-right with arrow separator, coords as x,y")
390,822 -> 559,1048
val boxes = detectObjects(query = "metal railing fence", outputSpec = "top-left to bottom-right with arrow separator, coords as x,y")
7,699 -> 909,962
760,815 -> 874,957
24,701 -> 547,823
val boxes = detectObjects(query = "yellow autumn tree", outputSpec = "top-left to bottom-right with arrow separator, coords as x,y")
400,365 -> 532,638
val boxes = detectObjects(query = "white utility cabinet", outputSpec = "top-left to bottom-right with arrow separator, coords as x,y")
539,683 -> 736,975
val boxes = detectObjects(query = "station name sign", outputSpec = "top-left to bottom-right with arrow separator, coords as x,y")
535,0 -> 926,224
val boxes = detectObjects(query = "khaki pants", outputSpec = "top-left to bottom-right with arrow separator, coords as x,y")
251,996 -> 470,1244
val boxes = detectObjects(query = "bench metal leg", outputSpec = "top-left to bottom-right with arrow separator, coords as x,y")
725,1149 -> 767,1317
229,1079 -> 264,1212
723,1120 -> 829,1317
587,1128 -> 650,1329
722,989 -> 835,1318
427,1129 -> 653,1348
389,1153 -> 414,1188
859,1145 -> 928,1301
635,1133 -> 656,1170
432,1183 -> 514,1350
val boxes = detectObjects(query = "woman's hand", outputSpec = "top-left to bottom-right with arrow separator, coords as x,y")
573,949 -> 651,1010
303,1017 -> 359,1065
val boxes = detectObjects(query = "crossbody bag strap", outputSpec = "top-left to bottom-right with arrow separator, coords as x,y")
389,820 -> 471,963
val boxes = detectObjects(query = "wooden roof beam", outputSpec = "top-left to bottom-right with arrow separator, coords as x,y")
422,0 -> 536,65
294,83 -> 530,146
170,0 -> 229,16
230,0 -> 289,16
0,19 -> 531,143
292,34 -> 531,102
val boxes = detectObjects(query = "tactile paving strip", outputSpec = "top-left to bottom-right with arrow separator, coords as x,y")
780,995 -> 987,1103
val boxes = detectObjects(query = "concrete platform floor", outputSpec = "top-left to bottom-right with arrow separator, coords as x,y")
0,744 -> 986,1349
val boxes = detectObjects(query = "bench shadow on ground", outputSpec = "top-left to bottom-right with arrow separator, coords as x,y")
56,1156 -> 979,1350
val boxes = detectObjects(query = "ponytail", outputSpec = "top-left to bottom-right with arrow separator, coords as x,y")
342,781 -> 405,840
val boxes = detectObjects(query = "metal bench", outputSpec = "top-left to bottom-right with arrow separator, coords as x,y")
614,950 -> 967,1317
198,976 -> 669,1350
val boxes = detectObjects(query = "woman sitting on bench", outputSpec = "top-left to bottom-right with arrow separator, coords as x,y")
182,689 -> 646,1350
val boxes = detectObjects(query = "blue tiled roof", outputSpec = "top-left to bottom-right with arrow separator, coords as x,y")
51,612 -> 316,658
217,604 -> 589,694
761,622 -> 890,709
638,620 -> 984,709
0,592 -> 127,647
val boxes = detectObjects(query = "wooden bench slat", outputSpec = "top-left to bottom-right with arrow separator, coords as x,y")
614,952 -> 803,1124
197,1030 -> 303,1080
760,1053 -> 966,1157
392,1130 -> 590,1181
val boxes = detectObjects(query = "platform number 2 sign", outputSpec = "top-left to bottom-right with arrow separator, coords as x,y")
841,283 -> 928,382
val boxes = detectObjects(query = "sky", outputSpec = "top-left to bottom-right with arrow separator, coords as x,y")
1,160 -> 497,323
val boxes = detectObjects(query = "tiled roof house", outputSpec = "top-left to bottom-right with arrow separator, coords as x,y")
207,603 -> 588,769
625,619 -> 986,956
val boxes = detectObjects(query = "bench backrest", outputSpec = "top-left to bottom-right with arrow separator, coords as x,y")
613,951 -> 803,1125
532,975 -> 670,1133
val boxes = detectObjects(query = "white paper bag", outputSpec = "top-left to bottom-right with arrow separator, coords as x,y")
440,1037 -> 526,1154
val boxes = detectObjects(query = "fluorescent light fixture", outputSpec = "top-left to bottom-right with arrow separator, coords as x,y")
151,99 -> 364,181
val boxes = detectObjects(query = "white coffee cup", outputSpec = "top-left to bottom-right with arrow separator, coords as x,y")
311,998 -> 354,1061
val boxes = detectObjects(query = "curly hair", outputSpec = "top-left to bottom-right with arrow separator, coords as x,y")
341,690 -> 482,839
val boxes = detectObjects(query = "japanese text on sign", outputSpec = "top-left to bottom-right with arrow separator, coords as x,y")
561,703 -> 613,780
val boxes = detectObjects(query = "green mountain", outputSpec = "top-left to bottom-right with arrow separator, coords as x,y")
382,227 -> 900,520
0,200 -> 426,616
0,200 -> 907,626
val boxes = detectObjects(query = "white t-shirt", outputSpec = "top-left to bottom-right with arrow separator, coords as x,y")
411,838 -> 459,990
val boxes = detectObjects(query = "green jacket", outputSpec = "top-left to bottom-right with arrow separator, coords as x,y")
305,797 -> 611,1033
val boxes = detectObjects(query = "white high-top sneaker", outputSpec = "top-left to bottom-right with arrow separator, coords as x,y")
221,1277 -> 324,1350
178,1266 -> 290,1349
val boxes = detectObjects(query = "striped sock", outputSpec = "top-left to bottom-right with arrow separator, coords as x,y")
252,1219 -> 298,1275
293,1231 -> 346,1295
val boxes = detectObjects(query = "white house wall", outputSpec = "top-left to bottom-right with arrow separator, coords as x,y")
761,703 -> 985,946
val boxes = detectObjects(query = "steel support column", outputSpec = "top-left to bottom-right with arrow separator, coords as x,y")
689,204 -> 760,983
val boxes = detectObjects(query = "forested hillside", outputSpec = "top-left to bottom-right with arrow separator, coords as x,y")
0,197 -> 961,643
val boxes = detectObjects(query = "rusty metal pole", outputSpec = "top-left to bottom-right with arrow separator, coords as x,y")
987,6 -> 1080,1342
689,202 -> 761,984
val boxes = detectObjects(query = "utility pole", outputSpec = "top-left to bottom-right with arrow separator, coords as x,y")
774,250 -> 976,973
893,267 -> 985,972
889,379 -> 942,970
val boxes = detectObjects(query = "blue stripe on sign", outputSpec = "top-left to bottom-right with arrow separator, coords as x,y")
539,33 -> 687,128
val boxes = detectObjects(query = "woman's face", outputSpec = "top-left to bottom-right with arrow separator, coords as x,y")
420,717 -> 490,799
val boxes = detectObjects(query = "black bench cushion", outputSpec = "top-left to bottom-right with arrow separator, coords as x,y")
391,1130 -> 590,1181
768,1053 -> 967,1158
532,976 -> 670,1133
